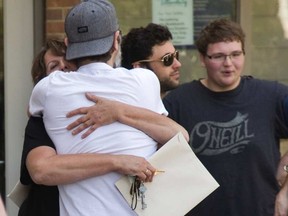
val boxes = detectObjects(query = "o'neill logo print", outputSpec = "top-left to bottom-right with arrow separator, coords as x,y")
190,112 -> 254,155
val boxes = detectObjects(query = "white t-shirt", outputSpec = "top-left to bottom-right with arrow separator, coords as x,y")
29,62 -> 167,216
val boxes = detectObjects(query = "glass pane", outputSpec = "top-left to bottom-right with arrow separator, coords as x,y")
193,0 -> 238,42
110,0 -> 238,83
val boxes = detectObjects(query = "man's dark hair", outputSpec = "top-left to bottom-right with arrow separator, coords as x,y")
121,23 -> 173,69
195,18 -> 246,56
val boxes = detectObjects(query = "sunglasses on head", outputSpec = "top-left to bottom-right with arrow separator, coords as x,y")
133,51 -> 179,67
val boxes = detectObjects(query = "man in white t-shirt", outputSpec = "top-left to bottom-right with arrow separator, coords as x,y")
29,0 -> 168,215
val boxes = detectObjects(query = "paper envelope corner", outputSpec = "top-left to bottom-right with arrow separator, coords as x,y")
7,180 -> 30,207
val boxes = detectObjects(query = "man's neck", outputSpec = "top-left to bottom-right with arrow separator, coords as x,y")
77,59 -> 114,68
161,91 -> 167,99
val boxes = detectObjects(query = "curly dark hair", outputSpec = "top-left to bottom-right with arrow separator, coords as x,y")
195,18 -> 246,56
121,23 -> 173,69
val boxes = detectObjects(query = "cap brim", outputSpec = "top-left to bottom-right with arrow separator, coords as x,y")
66,34 -> 114,60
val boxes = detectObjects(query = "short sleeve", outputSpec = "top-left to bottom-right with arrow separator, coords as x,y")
29,78 -> 49,116
20,116 -> 55,184
133,68 -> 168,116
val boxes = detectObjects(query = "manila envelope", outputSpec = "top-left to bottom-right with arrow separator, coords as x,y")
7,180 -> 30,207
115,132 -> 219,216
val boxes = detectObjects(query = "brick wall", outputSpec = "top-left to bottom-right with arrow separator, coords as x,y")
44,0 -> 152,39
45,0 -> 80,39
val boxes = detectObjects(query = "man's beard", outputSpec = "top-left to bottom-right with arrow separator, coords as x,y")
113,49 -> 122,68
160,79 -> 179,94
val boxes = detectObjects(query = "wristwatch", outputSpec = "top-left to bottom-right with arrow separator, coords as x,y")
284,165 -> 288,172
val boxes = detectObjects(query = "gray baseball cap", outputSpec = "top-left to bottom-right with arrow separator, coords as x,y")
65,0 -> 119,60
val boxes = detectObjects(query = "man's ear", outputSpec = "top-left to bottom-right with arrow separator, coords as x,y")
113,31 -> 120,52
132,62 -> 142,68
199,53 -> 206,68
64,37 -> 69,47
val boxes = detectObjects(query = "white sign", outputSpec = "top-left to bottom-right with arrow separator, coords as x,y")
152,0 -> 194,46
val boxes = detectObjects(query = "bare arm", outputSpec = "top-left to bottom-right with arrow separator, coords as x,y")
66,93 -> 189,144
274,152 -> 288,215
26,146 -> 156,185
277,151 -> 288,186
23,117 -> 155,186
274,174 -> 288,216
0,197 -> 7,216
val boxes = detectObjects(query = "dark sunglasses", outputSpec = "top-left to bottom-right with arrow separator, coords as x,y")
133,51 -> 179,67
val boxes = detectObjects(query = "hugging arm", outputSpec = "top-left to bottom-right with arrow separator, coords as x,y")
24,91 -> 188,186
27,147 -> 155,185
22,117 -> 155,186
66,93 -> 189,144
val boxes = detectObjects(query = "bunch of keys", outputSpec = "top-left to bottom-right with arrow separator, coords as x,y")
130,177 -> 147,210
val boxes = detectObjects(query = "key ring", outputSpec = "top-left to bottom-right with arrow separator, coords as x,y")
129,177 -> 140,210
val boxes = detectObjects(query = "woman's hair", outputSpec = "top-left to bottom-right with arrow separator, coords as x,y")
195,18 -> 246,56
31,39 -> 67,85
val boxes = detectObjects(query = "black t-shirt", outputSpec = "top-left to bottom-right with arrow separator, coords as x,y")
163,76 -> 288,216
19,116 -> 59,216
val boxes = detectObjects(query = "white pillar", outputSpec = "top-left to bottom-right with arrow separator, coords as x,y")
4,0 -> 34,215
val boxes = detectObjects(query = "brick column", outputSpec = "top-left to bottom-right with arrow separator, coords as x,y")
45,0 -> 80,39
